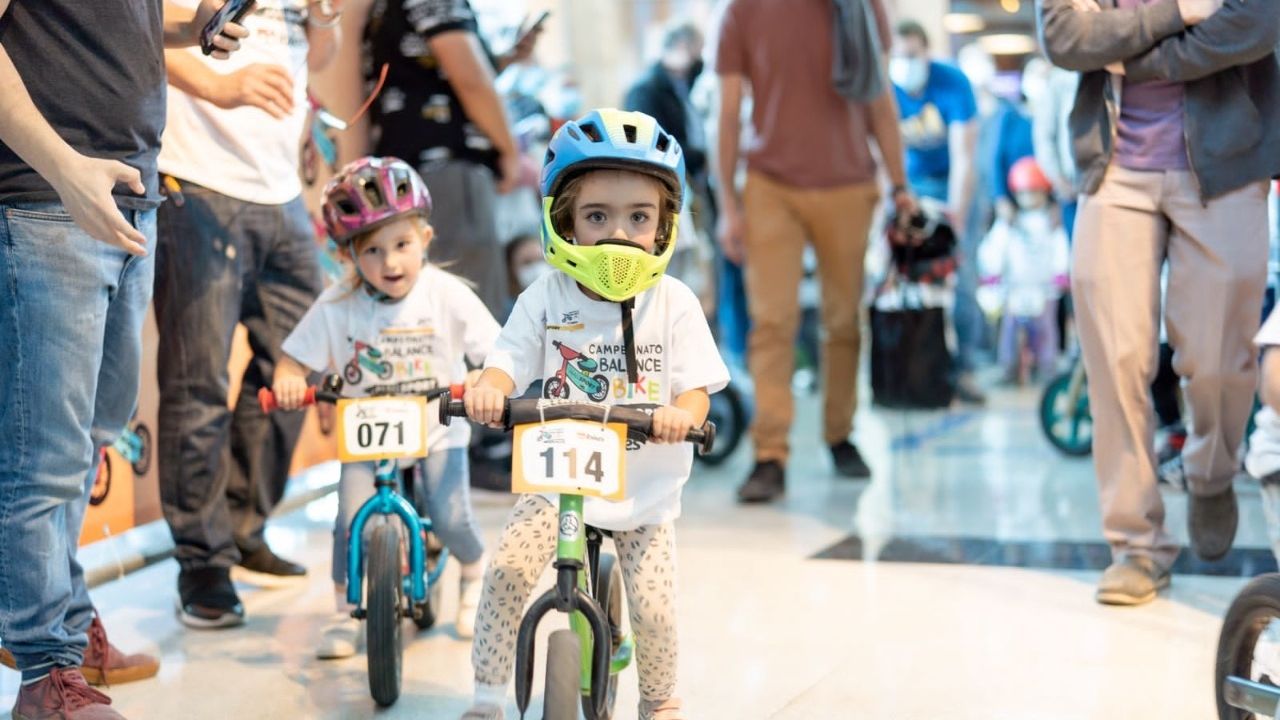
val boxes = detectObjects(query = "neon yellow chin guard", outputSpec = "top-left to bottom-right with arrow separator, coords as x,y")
540,196 -> 677,302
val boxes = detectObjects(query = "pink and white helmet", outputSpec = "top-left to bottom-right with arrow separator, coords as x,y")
321,156 -> 433,245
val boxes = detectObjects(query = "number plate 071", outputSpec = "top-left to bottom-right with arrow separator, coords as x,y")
512,420 -> 626,501
336,397 -> 429,463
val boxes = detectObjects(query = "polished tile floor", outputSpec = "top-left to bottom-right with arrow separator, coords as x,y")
2,381 -> 1268,719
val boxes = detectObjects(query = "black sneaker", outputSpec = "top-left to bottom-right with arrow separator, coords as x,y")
737,461 -> 785,504
177,567 -> 245,629
232,545 -> 307,588
830,441 -> 871,479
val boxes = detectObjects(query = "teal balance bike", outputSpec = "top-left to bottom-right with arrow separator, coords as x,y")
260,375 -> 458,707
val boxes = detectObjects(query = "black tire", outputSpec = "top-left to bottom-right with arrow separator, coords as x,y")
376,361 -> 393,380
90,453 -> 111,507
588,375 -> 610,402
1039,372 -> 1093,457
344,362 -> 363,385
696,384 -> 745,466
544,629 -> 581,720
1216,573 -> 1280,719
131,424 -> 152,477
583,554 -> 623,720
545,377 -> 568,400
366,522 -> 403,707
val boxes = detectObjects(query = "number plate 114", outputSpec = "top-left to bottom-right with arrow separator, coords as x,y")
512,420 -> 627,501
336,397 -> 429,463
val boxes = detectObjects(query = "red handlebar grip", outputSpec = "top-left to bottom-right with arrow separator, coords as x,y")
450,383 -> 465,399
258,386 -> 317,413
258,387 -> 277,414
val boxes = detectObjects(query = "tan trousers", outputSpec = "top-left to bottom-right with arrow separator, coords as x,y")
1073,165 -> 1269,569
743,172 -> 880,462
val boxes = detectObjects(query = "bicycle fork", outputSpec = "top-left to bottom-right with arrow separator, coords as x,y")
514,494 -> 614,720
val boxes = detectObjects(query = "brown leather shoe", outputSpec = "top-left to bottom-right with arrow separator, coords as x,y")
0,615 -> 158,686
11,666 -> 124,719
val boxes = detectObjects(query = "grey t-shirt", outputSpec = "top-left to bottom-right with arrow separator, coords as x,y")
0,1 -> 166,209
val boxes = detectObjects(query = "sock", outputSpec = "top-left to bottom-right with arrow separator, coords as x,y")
474,681 -> 506,707
334,586 -> 356,615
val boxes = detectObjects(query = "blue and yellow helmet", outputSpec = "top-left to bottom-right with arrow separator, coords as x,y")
539,109 -> 687,302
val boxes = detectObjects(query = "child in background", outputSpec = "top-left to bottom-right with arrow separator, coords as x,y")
979,157 -> 1070,383
460,110 -> 729,720
271,157 -> 499,657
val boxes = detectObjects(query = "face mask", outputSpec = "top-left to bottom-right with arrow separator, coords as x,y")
890,57 -> 929,95
517,261 -> 551,289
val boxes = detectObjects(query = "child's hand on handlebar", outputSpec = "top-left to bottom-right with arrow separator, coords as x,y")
464,369 -> 483,389
272,375 -> 309,410
650,405 -> 696,444
465,384 -> 507,428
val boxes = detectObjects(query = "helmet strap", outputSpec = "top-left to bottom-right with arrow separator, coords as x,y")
352,260 -> 393,303
620,299 -> 638,386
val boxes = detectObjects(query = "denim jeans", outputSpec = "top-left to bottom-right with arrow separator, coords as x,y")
154,184 -> 321,570
0,202 -> 155,673
332,448 -> 484,586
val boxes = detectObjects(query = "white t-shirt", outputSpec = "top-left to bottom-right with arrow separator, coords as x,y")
158,0 -> 310,204
486,273 -> 731,531
1257,306 -> 1280,347
282,266 -> 500,451
978,209 -> 1070,318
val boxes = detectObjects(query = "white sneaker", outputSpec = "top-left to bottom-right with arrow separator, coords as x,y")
316,613 -> 362,659
456,577 -> 483,639
459,703 -> 504,720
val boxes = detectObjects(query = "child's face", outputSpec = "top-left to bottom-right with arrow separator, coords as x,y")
509,237 -> 549,289
570,171 -> 663,253
351,217 -> 433,300
1015,190 -> 1049,210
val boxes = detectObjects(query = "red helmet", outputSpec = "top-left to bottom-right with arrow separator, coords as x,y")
321,156 -> 432,245
1008,157 -> 1052,194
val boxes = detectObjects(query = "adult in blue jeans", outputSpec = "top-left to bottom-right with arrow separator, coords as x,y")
0,2 -> 243,717
890,20 -> 985,404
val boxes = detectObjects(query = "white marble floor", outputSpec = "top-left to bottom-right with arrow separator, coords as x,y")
1,381 -> 1267,719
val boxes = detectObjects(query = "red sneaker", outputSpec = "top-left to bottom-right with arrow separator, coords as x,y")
11,666 -> 124,719
0,615 -> 158,686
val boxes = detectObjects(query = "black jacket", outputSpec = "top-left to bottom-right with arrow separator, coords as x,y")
624,63 -> 707,180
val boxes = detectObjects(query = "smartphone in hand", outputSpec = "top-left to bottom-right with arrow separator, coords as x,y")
514,10 -> 550,46
200,0 -> 257,56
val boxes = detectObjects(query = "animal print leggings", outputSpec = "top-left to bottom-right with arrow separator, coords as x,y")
471,494 -> 679,703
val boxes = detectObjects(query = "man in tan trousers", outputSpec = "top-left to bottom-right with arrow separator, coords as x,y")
715,0 -> 914,502
1039,0 -> 1280,604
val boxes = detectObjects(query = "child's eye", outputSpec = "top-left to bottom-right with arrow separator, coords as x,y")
362,246 -> 379,256
631,212 -> 651,224
586,211 -> 606,223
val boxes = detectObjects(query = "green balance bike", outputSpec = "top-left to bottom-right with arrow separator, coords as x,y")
441,395 -> 714,720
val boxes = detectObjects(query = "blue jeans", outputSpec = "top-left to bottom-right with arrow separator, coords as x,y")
716,254 -> 749,370
0,202 -> 155,674
332,447 -> 484,586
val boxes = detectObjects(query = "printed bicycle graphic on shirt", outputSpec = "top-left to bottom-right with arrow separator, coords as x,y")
344,339 -> 393,385
543,340 -> 610,402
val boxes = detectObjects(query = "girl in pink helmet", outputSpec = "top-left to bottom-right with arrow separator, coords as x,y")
271,156 -> 499,656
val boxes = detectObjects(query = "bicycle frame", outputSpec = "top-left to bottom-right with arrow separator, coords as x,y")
514,492 -> 635,720
345,458 -> 448,608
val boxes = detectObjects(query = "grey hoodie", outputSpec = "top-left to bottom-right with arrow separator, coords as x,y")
1036,0 -> 1280,200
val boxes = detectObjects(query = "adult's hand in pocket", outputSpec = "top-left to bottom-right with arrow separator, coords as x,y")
49,153 -> 148,255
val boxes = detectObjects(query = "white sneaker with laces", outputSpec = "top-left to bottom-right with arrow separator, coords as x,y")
315,613 -> 362,659
459,702 -> 504,720
456,576 -> 483,639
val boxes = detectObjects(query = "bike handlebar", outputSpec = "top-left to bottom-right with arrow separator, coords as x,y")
439,396 -> 716,456
257,375 -> 464,414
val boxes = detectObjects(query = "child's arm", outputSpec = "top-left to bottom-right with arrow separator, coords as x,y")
465,368 -> 517,428
272,355 -> 312,410
651,388 -> 710,445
